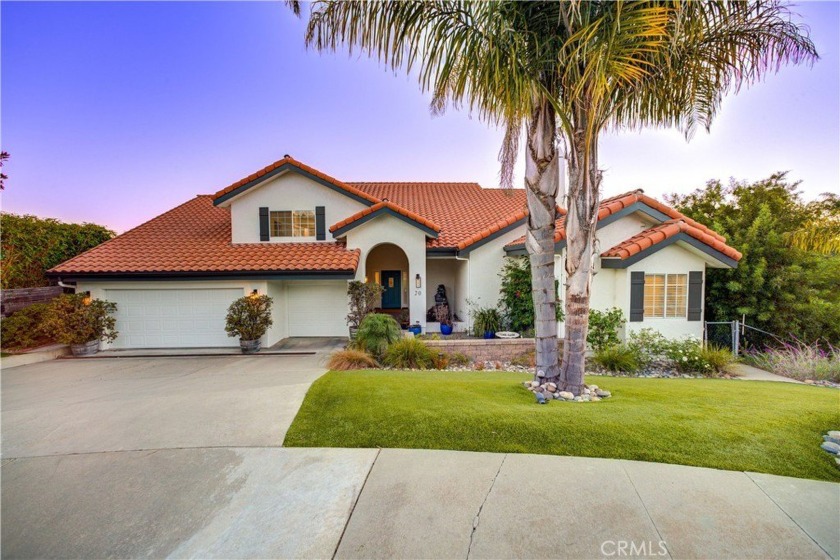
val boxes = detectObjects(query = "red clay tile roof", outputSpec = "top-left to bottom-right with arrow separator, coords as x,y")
601,219 -> 742,262
505,189 -> 728,249
330,200 -> 442,234
213,156 -> 380,205
349,182 -> 528,249
48,196 -> 360,275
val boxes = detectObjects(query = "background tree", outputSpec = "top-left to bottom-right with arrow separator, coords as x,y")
1,213 -> 114,289
668,174 -> 840,345
0,151 -> 9,190
295,1 -> 816,394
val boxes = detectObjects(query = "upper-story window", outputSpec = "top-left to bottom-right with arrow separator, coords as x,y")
270,210 -> 315,238
644,273 -> 687,318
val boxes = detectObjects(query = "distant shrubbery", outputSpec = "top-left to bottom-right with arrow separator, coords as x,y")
746,341 -> 839,383
1,213 -> 114,289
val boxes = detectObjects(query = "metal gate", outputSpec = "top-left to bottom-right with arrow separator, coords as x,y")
704,320 -> 784,356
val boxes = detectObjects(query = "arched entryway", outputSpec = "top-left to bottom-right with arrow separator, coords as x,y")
365,243 -> 410,315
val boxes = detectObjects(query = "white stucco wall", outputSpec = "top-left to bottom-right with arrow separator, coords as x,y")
225,171 -> 368,244
266,280 -> 288,345
344,214 -> 429,328
454,258 -> 469,329
466,225 -> 527,331
623,243 -> 708,340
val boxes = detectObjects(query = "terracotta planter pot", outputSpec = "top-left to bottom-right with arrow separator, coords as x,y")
240,339 -> 261,354
70,339 -> 100,356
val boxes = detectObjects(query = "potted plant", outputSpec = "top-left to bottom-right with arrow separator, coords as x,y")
225,293 -> 273,354
398,308 -> 410,329
473,306 -> 502,339
41,293 -> 118,356
346,281 -> 385,339
408,322 -> 422,335
435,305 -> 453,335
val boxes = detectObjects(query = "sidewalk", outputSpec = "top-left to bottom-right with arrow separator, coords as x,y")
728,361 -> 804,383
6,447 -> 836,559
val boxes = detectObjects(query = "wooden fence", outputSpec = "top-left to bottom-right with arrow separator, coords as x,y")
1,286 -> 65,317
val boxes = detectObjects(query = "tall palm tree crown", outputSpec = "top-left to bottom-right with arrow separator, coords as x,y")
293,0 -> 817,393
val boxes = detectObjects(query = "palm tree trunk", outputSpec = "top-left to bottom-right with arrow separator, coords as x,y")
523,100 -> 560,382
560,130 -> 602,394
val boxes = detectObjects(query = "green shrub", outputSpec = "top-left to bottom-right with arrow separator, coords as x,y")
355,313 -> 401,359
41,294 -> 118,346
448,352 -> 470,367
627,328 -> 669,367
1,303 -> 49,349
225,294 -> 273,341
1,213 -> 114,289
592,344 -> 640,373
700,344 -> 734,374
587,308 -> 625,351
327,349 -> 378,370
382,338 -> 435,369
472,306 -> 502,336
664,337 -> 712,374
498,256 -> 564,333
346,281 -> 384,329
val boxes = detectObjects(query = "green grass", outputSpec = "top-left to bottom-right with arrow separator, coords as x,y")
284,370 -> 840,481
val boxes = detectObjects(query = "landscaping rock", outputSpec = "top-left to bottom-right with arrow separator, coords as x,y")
591,396 -> 601,402
820,442 -> 840,455
823,435 -> 840,446
828,431 -> 840,438
558,391 -> 574,401
546,382 -> 557,392
535,392 -> 546,405
595,389 -> 611,398
530,381 -> 540,388
543,392 -> 554,400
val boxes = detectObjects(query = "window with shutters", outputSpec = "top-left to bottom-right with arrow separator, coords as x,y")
644,274 -> 687,318
270,210 -> 315,238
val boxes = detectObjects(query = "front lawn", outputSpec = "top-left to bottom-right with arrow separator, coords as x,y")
284,371 -> 840,481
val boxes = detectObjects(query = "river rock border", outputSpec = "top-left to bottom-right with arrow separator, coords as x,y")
523,380 -> 611,403
821,430 -> 840,469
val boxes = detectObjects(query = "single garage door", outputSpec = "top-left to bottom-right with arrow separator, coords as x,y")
287,281 -> 348,337
105,288 -> 244,348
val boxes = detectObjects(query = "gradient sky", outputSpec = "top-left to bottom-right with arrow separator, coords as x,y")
2,1 -> 838,233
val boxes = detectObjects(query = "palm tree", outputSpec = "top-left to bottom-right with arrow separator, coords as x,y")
293,1 -> 816,394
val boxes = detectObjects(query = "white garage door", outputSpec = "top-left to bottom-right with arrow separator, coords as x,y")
287,281 -> 348,337
105,288 -> 244,348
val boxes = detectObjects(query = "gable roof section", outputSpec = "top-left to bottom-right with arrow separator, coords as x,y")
504,189 -> 727,252
350,182 -> 528,251
48,195 -> 360,278
330,200 -> 441,238
213,156 -> 380,207
600,219 -> 741,268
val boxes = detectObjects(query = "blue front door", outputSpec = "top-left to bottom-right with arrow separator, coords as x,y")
381,271 -> 401,309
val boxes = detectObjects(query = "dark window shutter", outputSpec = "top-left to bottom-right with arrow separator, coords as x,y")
315,206 -> 326,240
259,207 -> 270,241
688,271 -> 703,321
630,271 -> 645,322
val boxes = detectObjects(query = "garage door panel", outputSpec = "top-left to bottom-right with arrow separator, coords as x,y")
287,282 -> 347,337
105,288 -> 243,348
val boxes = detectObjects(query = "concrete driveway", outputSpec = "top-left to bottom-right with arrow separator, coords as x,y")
1,350 -> 377,559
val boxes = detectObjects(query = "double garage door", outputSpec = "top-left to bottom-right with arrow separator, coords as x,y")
105,288 -> 244,349
104,282 -> 348,349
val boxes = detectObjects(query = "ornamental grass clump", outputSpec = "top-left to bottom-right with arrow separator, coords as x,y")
382,338 -> 435,369
354,313 -> 401,360
592,344 -> 640,373
746,340 -> 840,382
327,349 -> 378,371
41,293 -> 118,346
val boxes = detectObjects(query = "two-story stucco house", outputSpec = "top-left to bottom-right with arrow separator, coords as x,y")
48,155 -> 741,349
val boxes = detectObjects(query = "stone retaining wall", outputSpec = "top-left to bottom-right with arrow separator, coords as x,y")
1,286 -> 64,316
424,338 -> 564,363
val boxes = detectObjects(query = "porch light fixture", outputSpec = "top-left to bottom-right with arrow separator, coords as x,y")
415,274 -> 421,289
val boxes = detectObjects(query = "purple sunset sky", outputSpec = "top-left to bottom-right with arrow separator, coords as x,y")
2,1 -> 838,234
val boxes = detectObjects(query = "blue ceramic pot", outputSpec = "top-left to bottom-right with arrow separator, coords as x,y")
408,325 -> 422,335
440,324 -> 453,335
483,331 -> 495,339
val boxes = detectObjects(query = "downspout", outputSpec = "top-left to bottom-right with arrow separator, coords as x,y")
57,279 -> 76,291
